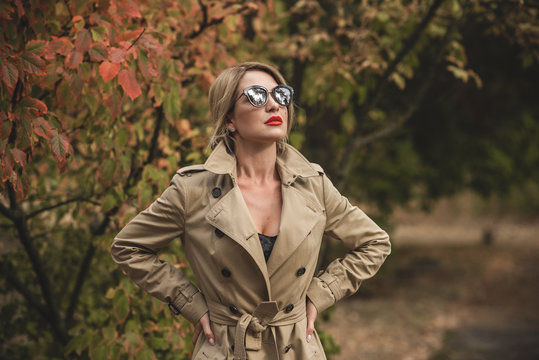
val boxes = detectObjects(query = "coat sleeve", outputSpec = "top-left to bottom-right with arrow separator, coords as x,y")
306,173 -> 391,313
110,174 -> 208,324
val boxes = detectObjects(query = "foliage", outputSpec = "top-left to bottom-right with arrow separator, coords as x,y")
0,0 -> 538,358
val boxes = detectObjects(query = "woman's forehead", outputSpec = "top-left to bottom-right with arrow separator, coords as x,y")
238,70 -> 278,89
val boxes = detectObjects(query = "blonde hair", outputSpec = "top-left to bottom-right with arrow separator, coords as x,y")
208,62 -> 294,153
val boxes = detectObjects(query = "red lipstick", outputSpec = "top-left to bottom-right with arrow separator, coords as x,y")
265,116 -> 282,126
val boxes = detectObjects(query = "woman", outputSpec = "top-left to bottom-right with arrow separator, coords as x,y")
111,62 -> 390,359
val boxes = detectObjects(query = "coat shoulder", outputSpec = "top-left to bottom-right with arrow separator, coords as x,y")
309,162 -> 325,175
176,164 -> 206,177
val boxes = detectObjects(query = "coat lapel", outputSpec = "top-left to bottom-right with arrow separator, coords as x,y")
205,185 -> 272,293
266,184 -> 322,277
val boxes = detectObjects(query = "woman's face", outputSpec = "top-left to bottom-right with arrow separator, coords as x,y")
228,70 -> 288,146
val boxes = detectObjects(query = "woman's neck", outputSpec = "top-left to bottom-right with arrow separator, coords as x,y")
234,141 -> 279,183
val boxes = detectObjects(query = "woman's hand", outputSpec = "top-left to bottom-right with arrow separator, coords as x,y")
306,299 -> 318,342
192,313 -> 215,345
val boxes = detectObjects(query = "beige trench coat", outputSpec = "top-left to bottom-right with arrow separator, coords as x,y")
111,142 -> 391,359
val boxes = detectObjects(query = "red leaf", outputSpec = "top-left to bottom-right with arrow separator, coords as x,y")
109,47 -> 126,63
89,43 -> 108,61
25,97 -> 48,114
65,50 -> 83,69
26,40 -> 46,55
49,131 -> 72,171
47,37 -> 73,58
2,153 -> 13,181
75,29 -> 92,52
117,0 -> 142,18
32,117 -> 52,139
72,15 -> 84,23
20,52 -> 46,75
115,27 -> 144,43
10,148 -> 26,166
118,69 -> 141,100
99,61 -> 121,82
2,60 -> 18,91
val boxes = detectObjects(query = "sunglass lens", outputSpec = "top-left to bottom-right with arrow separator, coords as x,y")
274,86 -> 292,106
246,87 -> 268,107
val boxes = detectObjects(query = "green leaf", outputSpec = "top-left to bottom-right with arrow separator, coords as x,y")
163,85 -> 180,125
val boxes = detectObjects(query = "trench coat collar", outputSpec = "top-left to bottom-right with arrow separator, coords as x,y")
203,141 -> 320,185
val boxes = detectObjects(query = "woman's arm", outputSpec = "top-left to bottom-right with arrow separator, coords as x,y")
111,174 -> 208,324
306,173 -> 391,313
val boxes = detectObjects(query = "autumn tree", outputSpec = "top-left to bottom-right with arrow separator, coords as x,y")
1,0 -> 538,358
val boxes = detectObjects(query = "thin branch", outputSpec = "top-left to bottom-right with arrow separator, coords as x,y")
27,196 -> 98,219
127,27 -> 146,50
375,0 -> 446,104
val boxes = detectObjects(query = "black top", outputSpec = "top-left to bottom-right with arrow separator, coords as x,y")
258,233 -> 277,262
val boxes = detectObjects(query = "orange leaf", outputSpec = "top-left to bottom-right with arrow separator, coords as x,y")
10,148 -> 26,166
72,15 -> 83,23
115,27 -> 144,43
65,50 -> 83,69
109,47 -> 127,63
118,69 -> 141,100
99,61 -> 121,82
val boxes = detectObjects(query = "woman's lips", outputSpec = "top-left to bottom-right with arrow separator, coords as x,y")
265,116 -> 282,126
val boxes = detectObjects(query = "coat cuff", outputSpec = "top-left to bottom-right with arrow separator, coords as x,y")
306,272 -> 340,313
168,287 -> 208,324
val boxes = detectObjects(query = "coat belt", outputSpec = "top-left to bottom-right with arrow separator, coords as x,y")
206,299 -> 306,360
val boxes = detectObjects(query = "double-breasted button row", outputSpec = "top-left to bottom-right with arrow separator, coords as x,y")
296,267 -> 306,277
215,228 -> 224,237
284,304 -> 294,313
284,344 -> 293,353
229,305 -> 239,314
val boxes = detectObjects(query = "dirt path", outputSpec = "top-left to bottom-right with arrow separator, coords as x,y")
319,196 -> 539,360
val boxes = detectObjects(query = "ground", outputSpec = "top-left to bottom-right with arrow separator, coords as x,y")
320,194 -> 539,360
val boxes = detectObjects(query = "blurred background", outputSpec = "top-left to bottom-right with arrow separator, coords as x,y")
1,0 -> 537,359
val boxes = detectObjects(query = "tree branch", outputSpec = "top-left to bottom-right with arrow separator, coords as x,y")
371,0 -> 447,106
336,19 -> 457,190
27,196 -> 98,219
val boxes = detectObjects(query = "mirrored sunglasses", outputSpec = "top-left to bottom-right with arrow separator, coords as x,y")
239,85 -> 294,108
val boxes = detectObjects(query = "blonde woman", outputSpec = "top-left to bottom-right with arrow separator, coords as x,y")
111,62 -> 390,359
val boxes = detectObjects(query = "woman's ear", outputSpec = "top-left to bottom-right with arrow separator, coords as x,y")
226,118 -> 236,133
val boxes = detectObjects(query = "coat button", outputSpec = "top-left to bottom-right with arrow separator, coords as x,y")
215,228 -> 224,237
211,187 -> 222,198
229,305 -> 239,314
296,267 -> 306,277
284,304 -> 294,313
221,267 -> 231,277
284,344 -> 293,353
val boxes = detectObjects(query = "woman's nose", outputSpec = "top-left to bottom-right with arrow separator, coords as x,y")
265,94 -> 280,111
